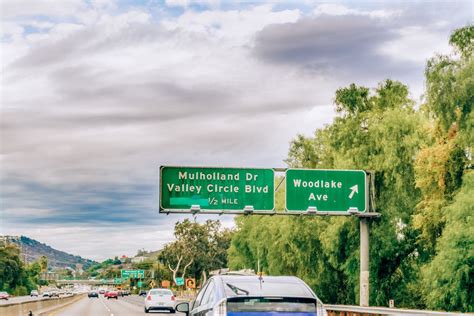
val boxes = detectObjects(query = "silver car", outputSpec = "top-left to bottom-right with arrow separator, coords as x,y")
175,275 -> 327,316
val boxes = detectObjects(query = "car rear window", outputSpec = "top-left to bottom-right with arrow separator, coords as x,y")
224,281 -> 312,297
227,297 -> 317,314
150,290 -> 172,295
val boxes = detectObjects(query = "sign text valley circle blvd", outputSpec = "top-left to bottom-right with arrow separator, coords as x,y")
160,166 -> 275,212
286,169 -> 367,213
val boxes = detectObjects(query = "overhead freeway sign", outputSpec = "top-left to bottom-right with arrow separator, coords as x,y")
160,166 -> 274,213
121,269 -> 145,279
285,169 -> 367,213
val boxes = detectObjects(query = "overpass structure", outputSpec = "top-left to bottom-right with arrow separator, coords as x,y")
56,279 -> 116,285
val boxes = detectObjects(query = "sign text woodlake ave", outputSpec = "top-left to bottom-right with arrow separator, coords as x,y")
286,169 -> 367,212
160,166 -> 275,212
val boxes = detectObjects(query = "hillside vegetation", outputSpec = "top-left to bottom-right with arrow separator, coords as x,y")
15,236 -> 96,269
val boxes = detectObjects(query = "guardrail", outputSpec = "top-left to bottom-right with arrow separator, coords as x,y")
325,304 -> 471,316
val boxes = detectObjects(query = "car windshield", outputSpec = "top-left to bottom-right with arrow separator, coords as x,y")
150,290 -> 172,296
0,292 -> 7,295
227,297 -> 317,314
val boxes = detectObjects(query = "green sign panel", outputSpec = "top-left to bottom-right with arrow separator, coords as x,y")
160,166 -> 274,212
137,281 -> 143,287
114,278 -> 123,284
175,277 -> 184,286
121,270 -> 145,279
286,169 -> 367,213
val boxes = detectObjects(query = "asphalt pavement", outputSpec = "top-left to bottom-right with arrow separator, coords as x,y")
52,295 -> 185,316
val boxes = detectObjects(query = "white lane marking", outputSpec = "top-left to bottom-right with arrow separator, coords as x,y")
100,296 -> 111,312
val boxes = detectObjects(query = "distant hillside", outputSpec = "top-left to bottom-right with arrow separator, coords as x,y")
4,235 -> 97,270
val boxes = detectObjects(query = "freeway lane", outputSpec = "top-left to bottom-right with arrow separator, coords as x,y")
53,295 -> 186,316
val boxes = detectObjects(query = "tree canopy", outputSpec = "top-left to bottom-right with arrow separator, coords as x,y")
228,25 -> 473,312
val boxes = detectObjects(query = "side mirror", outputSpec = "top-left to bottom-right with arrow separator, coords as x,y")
175,302 -> 190,315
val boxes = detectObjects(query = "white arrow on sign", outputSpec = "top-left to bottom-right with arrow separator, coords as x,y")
349,185 -> 358,199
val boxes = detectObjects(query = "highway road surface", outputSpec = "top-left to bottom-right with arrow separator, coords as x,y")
51,295 -> 186,316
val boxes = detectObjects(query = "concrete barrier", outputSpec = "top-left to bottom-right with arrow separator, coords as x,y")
0,294 -> 86,316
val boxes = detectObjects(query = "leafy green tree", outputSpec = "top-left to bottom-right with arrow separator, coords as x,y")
413,25 -> 473,312
27,262 -> 41,287
39,255 -> 48,273
230,79 -> 426,306
414,24 -> 472,259
159,219 -> 232,285
421,171 -> 473,311
0,243 -> 40,294
0,244 -> 24,293
113,256 -> 121,265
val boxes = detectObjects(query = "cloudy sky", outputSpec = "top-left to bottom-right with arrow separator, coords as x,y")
1,0 -> 472,261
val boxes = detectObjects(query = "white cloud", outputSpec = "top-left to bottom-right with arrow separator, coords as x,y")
0,0 -> 86,18
2,207 -> 56,217
378,26 -> 451,64
162,5 -> 300,44
313,3 -> 400,19
165,0 -> 220,8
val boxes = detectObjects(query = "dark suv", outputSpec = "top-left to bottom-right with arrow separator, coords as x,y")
88,290 -> 99,298
175,274 -> 327,316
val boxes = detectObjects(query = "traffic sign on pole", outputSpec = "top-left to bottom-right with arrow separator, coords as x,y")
160,166 -> 275,213
175,277 -> 184,286
185,278 -> 196,289
285,169 -> 367,213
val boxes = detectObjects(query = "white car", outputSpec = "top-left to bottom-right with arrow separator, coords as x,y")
144,288 -> 176,313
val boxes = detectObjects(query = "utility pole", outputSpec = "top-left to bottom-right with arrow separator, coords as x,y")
360,217 -> 369,307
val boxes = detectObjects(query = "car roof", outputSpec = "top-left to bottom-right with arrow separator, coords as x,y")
149,288 -> 172,292
211,275 -> 317,298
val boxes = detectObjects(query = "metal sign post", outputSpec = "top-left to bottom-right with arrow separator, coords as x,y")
360,217 -> 369,307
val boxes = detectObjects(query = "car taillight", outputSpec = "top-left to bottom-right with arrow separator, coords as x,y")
213,298 -> 227,316
171,296 -> 175,301
147,296 -> 151,301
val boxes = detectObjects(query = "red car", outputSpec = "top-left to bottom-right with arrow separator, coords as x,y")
0,292 -> 9,300
104,291 -> 119,299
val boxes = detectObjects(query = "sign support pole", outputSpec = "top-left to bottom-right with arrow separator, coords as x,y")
360,217 -> 369,307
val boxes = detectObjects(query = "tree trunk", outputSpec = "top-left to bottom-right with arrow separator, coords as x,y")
201,270 -> 207,286
168,255 -> 183,284
181,258 -> 194,279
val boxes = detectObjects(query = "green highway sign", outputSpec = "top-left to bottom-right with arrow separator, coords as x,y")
137,281 -> 143,287
114,278 -> 123,284
286,169 -> 367,213
175,277 -> 184,286
160,166 -> 275,212
121,270 -> 145,279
